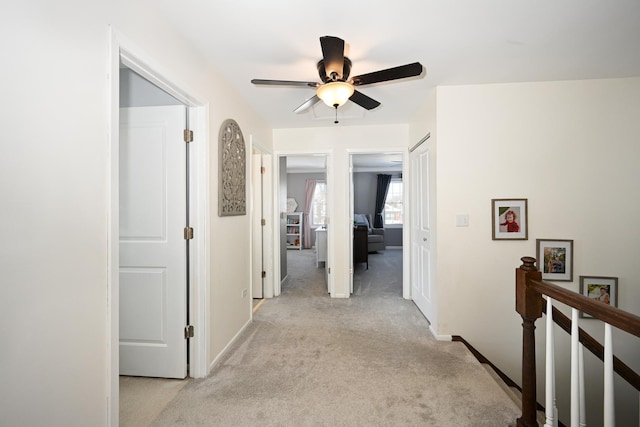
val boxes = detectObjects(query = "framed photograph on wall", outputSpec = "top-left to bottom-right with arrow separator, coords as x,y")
537,239 -> 573,281
579,276 -> 618,318
491,198 -> 528,240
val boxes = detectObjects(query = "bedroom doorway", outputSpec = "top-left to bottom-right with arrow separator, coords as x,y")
349,152 -> 407,298
276,154 -> 330,295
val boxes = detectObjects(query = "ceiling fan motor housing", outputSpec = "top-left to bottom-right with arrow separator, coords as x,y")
317,57 -> 352,82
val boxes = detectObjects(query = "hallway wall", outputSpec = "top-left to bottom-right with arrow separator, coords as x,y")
273,124 -> 410,298
0,1 -> 271,425
412,77 -> 640,425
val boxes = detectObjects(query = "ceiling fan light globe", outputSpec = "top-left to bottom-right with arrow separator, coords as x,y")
317,81 -> 354,108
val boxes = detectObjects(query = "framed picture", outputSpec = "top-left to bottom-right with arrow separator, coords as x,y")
491,198 -> 528,240
537,239 -> 573,281
579,276 -> 618,318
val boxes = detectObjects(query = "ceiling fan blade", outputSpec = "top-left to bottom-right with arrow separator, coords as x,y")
350,62 -> 423,86
349,90 -> 381,110
294,95 -> 321,113
320,36 -> 345,80
251,79 -> 319,88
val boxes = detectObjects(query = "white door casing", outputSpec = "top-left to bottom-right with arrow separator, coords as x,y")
119,105 -> 187,379
410,136 -> 436,326
251,153 -> 264,299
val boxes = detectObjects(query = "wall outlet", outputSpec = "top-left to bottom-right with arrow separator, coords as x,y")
241,289 -> 247,298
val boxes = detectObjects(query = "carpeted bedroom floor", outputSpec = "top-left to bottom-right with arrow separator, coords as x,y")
145,249 -> 519,426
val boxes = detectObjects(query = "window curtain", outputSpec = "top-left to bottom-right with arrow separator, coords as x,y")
373,174 -> 392,228
303,179 -> 316,249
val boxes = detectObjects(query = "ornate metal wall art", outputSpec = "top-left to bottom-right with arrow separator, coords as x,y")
218,119 -> 246,216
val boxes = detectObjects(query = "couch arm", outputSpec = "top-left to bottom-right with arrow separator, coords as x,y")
371,228 -> 384,236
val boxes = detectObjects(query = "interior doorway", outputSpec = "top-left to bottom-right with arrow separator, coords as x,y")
349,152 -> 406,297
109,31 -> 209,425
276,154 -> 329,295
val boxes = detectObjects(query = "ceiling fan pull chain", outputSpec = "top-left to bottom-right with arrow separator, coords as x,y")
334,105 -> 339,124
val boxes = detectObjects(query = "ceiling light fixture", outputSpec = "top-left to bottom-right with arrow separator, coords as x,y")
316,81 -> 354,109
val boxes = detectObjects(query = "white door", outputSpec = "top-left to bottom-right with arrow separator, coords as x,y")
251,153 -> 264,298
410,137 -> 435,324
119,105 -> 187,379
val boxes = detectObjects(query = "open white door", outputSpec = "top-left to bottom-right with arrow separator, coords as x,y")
410,136 -> 436,325
119,105 -> 187,379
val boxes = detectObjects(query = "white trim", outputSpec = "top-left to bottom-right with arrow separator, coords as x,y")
107,27 -> 210,426
188,105 -> 210,378
429,326 -> 452,341
107,26 -> 120,427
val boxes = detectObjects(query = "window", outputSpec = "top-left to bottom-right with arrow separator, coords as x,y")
310,181 -> 327,227
384,179 -> 403,226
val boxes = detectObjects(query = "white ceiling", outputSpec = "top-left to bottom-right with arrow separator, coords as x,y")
156,0 -> 640,129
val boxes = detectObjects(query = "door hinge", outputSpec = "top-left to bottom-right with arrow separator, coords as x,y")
184,227 -> 194,240
184,325 -> 194,339
261,271 -> 266,278
261,219 -> 266,226
183,129 -> 193,143
260,166 -> 266,174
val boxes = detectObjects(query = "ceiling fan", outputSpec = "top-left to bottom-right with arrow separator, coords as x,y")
251,36 -> 424,122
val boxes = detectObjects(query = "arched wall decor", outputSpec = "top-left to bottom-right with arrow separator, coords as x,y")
218,119 -> 246,216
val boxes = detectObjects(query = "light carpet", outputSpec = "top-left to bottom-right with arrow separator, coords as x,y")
152,249 -> 519,426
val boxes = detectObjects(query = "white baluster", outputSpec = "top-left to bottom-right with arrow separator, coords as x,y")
579,344 -> 586,427
604,323 -> 615,427
545,297 -> 556,427
571,308 -> 580,427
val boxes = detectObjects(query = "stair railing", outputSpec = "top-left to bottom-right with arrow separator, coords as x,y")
515,256 -> 640,427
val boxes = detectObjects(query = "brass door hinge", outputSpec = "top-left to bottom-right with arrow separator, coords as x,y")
183,129 -> 193,143
184,325 -> 194,339
184,227 -> 194,240
261,219 -> 266,226
260,166 -> 266,174
261,271 -> 266,278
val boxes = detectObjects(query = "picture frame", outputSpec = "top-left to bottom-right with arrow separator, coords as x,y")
218,119 -> 246,216
491,198 -> 528,240
537,239 -> 573,281
579,276 -> 618,318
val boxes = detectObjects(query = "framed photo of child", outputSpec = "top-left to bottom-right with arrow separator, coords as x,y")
537,239 -> 573,281
579,276 -> 618,318
491,198 -> 528,240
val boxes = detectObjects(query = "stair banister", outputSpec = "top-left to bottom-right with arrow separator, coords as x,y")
515,256 -> 543,427
545,297 -> 559,427
516,256 -> 640,427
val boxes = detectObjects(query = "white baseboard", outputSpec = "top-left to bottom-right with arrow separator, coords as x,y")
429,325 -> 452,341
208,317 -> 252,374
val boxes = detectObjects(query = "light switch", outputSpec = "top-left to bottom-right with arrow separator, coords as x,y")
456,214 -> 469,227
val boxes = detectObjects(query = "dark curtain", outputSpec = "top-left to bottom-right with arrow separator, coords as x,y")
373,174 -> 392,228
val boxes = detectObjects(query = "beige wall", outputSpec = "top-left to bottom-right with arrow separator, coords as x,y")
0,1 -> 271,425
423,77 -> 640,424
273,124 -> 410,297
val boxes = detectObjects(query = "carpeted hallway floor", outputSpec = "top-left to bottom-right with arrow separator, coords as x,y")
150,249 -> 520,426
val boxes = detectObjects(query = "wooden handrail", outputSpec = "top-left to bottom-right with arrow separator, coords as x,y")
533,279 -> 640,337
515,256 -> 640,427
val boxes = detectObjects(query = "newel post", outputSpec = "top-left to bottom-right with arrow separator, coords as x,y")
516,256 -> 544,427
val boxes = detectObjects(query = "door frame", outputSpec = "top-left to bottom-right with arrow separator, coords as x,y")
107,27 -> 210,426
272,151 -> 332,297
347,149 -> 410,299
250,139 -> 274,300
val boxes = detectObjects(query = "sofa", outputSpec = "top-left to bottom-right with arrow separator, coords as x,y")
354,214 -> 385,252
